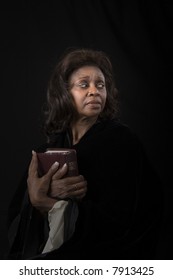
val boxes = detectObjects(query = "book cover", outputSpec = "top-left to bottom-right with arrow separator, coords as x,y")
37,148 -> 78,177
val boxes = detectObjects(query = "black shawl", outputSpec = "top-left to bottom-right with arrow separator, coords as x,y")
6,119 -> 164,259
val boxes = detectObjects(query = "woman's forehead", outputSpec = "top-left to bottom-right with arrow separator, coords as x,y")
69,65 -> 105,80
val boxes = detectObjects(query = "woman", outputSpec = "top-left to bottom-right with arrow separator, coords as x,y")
7,47 -> 163,260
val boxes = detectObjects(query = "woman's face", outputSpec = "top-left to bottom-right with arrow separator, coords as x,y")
69,65 -> 107,119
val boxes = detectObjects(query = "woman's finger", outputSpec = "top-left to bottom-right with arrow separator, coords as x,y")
28,150 -> 38,177
52,163 -> 68,180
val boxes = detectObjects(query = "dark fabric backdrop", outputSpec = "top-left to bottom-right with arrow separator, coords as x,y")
1,0 -> 172,259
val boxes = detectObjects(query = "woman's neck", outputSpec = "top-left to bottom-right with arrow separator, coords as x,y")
71,117 -> 97,145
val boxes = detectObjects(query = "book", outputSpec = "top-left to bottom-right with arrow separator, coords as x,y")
37,148 -> 78,177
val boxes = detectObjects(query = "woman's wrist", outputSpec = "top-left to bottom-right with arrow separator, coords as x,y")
32,196 -> 59,213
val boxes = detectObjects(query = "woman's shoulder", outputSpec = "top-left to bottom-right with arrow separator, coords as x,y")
102,118 -> 138,139
97,119 -> 143,151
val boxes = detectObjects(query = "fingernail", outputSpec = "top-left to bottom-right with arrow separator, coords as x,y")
52,161 -> 59,169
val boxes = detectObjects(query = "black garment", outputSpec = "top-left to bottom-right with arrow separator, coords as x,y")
6,119 -> 164,259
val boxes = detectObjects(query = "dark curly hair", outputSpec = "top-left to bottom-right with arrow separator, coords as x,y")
42,47 -> 119,139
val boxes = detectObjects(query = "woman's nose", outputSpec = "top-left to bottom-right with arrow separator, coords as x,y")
88,85 -> 99,95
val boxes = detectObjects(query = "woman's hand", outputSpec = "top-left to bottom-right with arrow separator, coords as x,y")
27,151 -> 87,213
49,165 -> 87,201
27,150 -> 60,213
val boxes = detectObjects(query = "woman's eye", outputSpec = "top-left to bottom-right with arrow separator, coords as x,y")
97,83 -> 105,89
78,82 -> 88,88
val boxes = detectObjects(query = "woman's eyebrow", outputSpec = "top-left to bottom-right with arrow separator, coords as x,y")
77,75 -> 90,80
78,75 -> 104,80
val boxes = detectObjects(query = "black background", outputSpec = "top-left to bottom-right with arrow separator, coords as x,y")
1,0 -> 173,259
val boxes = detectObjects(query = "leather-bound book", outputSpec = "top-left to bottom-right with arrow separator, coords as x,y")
37,148 -> 78,177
